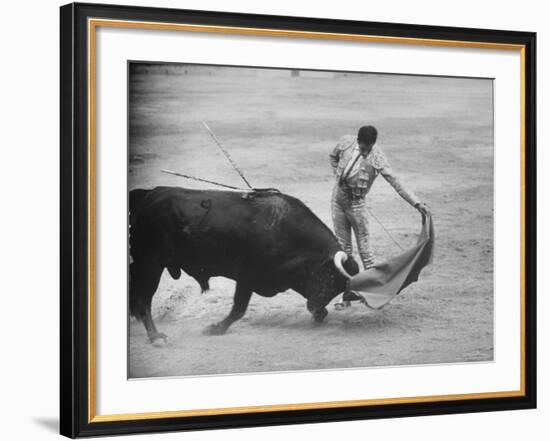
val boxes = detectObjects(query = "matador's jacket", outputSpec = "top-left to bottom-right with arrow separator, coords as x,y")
329,135 -> 420,205
329,135 -> 420,269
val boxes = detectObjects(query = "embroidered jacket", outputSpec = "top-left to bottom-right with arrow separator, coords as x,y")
329,135 -> 420,205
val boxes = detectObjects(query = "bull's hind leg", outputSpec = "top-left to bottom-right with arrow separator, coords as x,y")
130,259 -> 167,344
203,282 -> 253,336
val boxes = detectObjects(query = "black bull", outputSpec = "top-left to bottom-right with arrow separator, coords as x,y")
129,186 -> 359,342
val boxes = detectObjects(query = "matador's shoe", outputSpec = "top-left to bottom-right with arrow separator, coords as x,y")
334,290 -> 367,310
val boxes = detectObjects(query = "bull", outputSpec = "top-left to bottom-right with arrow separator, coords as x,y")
129,186 -> 359,343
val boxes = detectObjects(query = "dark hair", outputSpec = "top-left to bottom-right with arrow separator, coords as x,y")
357,125 -> 378,145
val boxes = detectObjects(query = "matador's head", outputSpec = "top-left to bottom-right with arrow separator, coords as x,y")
357,125 -> 378,156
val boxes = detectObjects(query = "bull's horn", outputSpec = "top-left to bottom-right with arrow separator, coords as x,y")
333,251 -> 352,279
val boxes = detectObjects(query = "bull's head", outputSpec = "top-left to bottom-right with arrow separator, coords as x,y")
306,251 -> 359,322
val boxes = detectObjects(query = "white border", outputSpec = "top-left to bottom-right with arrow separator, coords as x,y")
94,25 -> 520,415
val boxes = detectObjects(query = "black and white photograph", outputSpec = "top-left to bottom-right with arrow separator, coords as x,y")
1,0 -> 545,438
128,62 -> 494,378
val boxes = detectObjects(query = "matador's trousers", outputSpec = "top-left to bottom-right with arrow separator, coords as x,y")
331,185 -> 375,270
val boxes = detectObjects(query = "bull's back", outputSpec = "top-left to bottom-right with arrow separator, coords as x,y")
131,186 -> 272,236
130,186 -> 340,276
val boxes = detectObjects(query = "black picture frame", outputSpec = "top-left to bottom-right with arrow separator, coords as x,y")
60,2 -> 537,438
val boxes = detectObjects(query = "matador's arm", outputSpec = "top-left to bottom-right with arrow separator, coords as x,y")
379,166 -> 421,207
329,145 -> 340,174
370,146 -> 420,206
329,135 -> 355,175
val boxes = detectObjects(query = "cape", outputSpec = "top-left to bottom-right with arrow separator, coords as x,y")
349,213 -> 434,309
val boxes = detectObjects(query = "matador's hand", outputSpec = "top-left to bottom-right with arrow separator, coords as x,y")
414,202 -> 430,217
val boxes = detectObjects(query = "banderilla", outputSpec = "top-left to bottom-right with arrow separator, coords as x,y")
160,169 -> 247,190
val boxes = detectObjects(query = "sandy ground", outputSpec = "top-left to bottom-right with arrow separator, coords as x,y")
128,65 -> 494,378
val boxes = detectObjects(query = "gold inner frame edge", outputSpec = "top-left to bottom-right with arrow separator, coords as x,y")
87,18 -> 527,424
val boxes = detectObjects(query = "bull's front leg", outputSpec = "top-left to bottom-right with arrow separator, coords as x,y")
203,282 -> 253,336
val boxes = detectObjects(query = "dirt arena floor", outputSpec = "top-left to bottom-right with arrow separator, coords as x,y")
128,64 -> 494,378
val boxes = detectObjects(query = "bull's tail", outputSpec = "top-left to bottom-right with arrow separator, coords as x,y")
129,188 -> 149,221
129,190 -> 148,321
129,263 -> 140,320
129,290 -> 139,320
